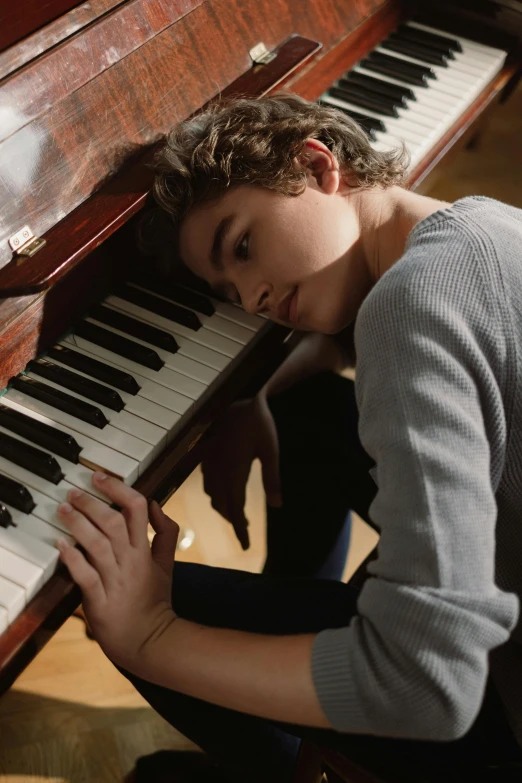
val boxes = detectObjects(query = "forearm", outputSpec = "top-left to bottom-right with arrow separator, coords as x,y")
137,618 -> 331,727
261,332 -> 346,399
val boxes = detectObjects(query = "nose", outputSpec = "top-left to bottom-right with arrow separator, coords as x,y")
241,280 -> 271,314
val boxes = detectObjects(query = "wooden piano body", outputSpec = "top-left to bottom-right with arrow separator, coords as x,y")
0,0 -> 519,694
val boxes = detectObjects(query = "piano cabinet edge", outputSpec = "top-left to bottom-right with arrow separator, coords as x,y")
0,321 -> 289,693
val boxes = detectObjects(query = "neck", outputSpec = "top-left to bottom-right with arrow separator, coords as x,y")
354,186 -> 452,282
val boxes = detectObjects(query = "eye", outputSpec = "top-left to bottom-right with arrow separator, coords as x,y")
235,232 -> 250,262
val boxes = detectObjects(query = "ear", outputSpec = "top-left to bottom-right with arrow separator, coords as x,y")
296,138 -> 340,194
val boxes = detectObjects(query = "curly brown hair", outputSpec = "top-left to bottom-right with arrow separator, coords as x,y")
142,93 -> 408,266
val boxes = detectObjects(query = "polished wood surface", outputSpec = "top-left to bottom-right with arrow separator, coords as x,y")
0,0 -> 86,52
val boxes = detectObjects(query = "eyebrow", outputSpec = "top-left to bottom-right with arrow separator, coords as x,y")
210,214 -> 235,271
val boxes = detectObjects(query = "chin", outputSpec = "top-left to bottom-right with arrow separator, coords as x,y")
311,311 -> 351,335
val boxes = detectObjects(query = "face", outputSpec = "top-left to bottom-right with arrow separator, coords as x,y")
179,166 -> 374,335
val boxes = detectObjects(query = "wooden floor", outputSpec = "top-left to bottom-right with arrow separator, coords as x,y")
0,86 -> 521,782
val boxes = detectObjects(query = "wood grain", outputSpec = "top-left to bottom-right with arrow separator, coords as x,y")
0,0 -> 124,78
0,0 -> 85,52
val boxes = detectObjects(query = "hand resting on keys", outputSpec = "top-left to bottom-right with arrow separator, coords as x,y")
201,394 -> 282,551
56,473 -> 178,672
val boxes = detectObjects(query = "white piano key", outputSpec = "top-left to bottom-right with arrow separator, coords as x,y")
69,317 -> 229,375
0,475 -> 90,536
4,387 -> 156,468
153,351 -> 219,385
374,49 -> 477,100
130,284 -> 254,345
106,295 -> 241,360
0,547 -> 44,600
189,312 -> 252,344
2,499 -> 74,543
0,451 -> 101,508
0,606 -> 7,633
321,95 -> 423,152
208,298 -> 265,331
62,335 -> 196,412
354,66 -> 462,114
24,371 -> 167,449
0,575 -> 25,623
83,315 -> 210,398
45,354 -> 182,431
0,521 -> 59,581
0,397 -> 140,484
406,22 -> 507,62
0,424 -> 108,500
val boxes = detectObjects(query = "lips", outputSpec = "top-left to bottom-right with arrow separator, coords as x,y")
276,287 -> 298,323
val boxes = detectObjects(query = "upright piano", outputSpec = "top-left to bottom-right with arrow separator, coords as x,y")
0,0 -> 519,694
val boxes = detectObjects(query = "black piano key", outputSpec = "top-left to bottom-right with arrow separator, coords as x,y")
0,473 -> 35,514
0,403 -> 81,463
318,100 -> 381,138
47,345 -> 140,396
394,28 -> 455,60
363,51 -> 434,85
90,305 -> 179,354
74,321 -> 164,371
28,358 -> 124,413
117,284 -> 202,331
382,36 -> 450,67
341,72 -> 416,102
398,24 -> 462,54
0,504 -> 13,529
328,86 -> 401,118
131,277 -> 215,317
11,375 -> 108,430
0,432 -> 64,484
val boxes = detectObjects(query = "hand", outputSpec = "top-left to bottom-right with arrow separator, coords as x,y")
201,393 -> 282,550
56,473 -> 178,672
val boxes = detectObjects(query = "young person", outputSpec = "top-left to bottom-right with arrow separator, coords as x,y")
56,94 -> 522,782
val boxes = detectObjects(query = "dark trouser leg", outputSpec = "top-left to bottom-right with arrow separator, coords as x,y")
264,372 -> 376,579
121,563 -> 360,783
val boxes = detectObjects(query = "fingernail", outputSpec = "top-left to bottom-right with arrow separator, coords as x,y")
59,503 -> 72,514
94,471 -> 107,482
68,489 -> 82,501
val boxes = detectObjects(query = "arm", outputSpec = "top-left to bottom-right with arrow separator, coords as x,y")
260,331 -> 348,400
138,620 -> 331,727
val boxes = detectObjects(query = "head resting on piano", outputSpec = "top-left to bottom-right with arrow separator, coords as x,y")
140,93 -> 409,334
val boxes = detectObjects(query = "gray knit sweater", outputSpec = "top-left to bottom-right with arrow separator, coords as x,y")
311,197 -> 522,746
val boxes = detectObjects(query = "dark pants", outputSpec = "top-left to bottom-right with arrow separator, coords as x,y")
120,373 -> 522,782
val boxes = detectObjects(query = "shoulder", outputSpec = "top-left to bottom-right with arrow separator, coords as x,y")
355,198 -> 514,355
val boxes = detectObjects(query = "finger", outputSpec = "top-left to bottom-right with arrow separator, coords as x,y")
149,501 -> 179,576
57,502 -> 118,587
231,511 -> 250,551
228,484 -> 250,550
90,472 -> 149,547
66,488 -> 129,563
57,538 -> 107,606
259,432 -> 282,508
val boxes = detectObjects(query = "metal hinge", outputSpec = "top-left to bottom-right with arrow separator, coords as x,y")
249,42 -> 276,66
9,225 -> 46,258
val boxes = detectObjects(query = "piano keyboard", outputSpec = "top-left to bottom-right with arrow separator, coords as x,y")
320,20 -> 508,170
0,279 -> 267,633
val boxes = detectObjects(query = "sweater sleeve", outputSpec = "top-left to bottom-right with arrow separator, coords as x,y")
311,242 -> 519,740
